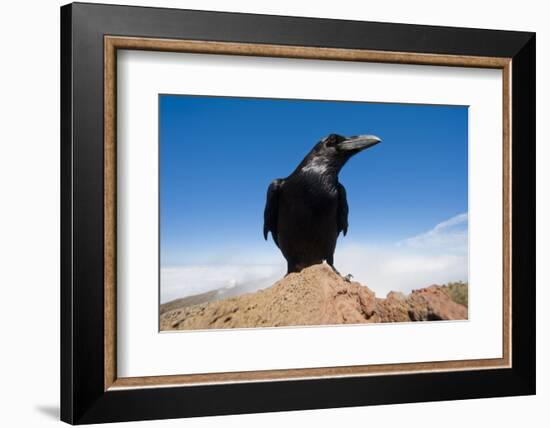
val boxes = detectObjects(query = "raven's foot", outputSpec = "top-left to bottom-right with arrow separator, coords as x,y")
327,263 -> 353,282
328,264 -> 341,276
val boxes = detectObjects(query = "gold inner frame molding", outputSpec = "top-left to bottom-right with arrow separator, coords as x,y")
104,35 -> 512,391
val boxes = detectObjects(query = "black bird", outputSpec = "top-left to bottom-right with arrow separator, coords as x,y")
263,133 -> 381,274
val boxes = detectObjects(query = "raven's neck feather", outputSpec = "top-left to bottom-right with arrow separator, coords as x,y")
294,153 -> 347,178
290,168 -> 340,192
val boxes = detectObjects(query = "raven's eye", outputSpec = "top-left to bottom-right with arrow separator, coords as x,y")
325,135 -> 338,147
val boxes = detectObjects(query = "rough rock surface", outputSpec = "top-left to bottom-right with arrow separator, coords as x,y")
160,264 -> 467,331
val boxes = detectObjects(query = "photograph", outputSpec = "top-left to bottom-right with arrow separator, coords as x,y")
159,95 -> 469,331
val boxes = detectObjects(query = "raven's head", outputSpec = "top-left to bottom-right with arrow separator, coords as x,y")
298,133 -> 381,176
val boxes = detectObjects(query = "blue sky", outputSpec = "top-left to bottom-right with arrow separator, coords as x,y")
160,94 -> 467,265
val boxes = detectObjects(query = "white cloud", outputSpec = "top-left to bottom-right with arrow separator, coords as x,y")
335,245 -> 466,298
398,212 -> 468,253
161,213 -> 468,303
336,212 -> 468,296
161,263 -> 285,303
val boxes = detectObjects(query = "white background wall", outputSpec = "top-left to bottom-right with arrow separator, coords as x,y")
0,0 -> 546,426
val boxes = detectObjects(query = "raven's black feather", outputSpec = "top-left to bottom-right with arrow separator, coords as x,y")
263,133 -> 379,274
263,178 -> 284,247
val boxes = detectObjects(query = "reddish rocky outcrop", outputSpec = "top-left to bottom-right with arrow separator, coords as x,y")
160,264 -> 467,331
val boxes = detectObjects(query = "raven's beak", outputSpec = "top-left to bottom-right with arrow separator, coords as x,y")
338,135 -> 381,152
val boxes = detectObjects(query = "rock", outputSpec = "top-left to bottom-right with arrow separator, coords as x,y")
386,291 -> 406,300
160,263 -> 468,330
407,285 -> 469,321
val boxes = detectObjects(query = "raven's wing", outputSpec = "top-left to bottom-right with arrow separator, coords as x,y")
263,179 -> 284,247
337,182 -> 349,236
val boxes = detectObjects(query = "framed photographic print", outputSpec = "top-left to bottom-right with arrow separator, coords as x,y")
60,2 -> 536,424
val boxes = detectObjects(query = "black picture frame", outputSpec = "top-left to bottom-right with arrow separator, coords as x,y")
61,2 -> 535,424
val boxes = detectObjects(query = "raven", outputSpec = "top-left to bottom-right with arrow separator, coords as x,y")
263,133 -> 381,274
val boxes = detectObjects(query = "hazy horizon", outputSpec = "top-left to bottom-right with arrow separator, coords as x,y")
161,211 -> 468,303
